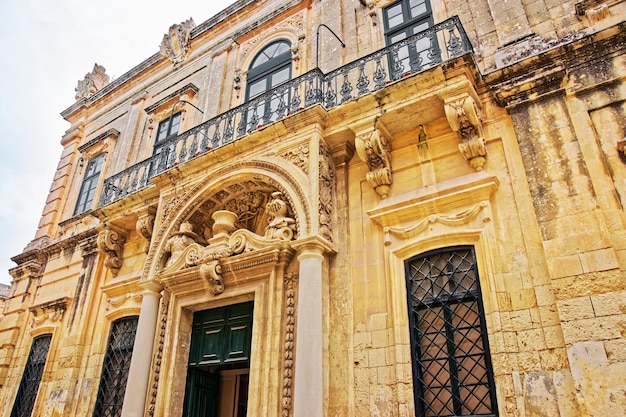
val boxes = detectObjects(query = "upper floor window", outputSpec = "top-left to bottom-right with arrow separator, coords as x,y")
405,246 -> 498,417
10,334 -> 52,417
74,153 -> 105,215
92,316 -> 139,417
245,40 -> 292,127
155,112 -> 182,144
383,0 -> 434,73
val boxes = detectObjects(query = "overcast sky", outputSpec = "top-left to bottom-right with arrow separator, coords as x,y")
0,0 -> 237,285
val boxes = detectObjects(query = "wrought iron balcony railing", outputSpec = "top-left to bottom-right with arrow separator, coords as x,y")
98,16 -> 471,207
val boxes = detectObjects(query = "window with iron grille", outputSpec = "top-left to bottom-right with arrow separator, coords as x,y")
382,0 -> 436,75
74,153 -> 105,215
405,246 -> 498,417
10,334 -> 52,417
92,317 -> 139,417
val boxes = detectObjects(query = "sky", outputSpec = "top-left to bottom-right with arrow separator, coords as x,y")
0,0 -> 237,285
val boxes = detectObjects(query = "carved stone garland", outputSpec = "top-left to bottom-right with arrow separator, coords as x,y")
282,272 -> 298,417
355,126 -> 393,198
97,227 -> 127,275
444,94 -> 487,171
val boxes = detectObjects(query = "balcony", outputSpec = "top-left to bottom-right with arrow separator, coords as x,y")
98,16 -> 472,208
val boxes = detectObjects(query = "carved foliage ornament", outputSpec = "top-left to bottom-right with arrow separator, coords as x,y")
160,18 -> 196,65
355,127 -> 393,198
97,227 -> 127,275
318,146 -> 335,242
444,95 -> 487,171
75,63 -> 110,101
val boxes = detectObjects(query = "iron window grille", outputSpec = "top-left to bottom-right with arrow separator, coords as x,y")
405,246 -> 498,417
92,316 -> 139,417
10,334 -> 52,417
74,154 -> 105,215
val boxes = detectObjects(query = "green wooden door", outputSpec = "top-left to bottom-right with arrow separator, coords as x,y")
183,368 -> 219,417
188,302 -> 254,367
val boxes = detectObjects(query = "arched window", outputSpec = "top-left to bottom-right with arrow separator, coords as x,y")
245,40 -> 292,127
405,246 -> 498,417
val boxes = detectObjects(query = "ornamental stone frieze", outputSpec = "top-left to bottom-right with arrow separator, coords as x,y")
355,122 -> 393,198
97,226 -> 127,275
75,63 -> 109,101
442,92 -> 487,171
160,18 -> 196,66
319,146 -> 335,242
29,297 -> 72,328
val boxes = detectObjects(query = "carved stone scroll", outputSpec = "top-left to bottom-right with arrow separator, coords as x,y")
136,212 -> 156,253
444,94 -> 487,171
97,227 -> 127,275
160,18 -> 196,65
355,126 -> 393,198
200,261 -> 224,295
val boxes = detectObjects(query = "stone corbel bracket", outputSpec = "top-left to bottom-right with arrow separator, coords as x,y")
355,122 -> 393,198
97,226 -> 127,275
136,211 -> 156,253
443,92 -> 487,171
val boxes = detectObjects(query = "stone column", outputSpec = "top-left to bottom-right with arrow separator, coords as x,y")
121,280 -> 163,417
293,242 -> 325,417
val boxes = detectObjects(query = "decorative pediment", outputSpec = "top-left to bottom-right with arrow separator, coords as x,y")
158,192 -> 298,294
75,63 -> 109,101
160,18 -> 196,66
29,297 -> 72,327
78,128 -> 120,163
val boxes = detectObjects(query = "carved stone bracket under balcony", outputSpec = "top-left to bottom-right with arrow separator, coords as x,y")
443,93 -> 487,171
136,211 -> 156,253
97,226 -> 127,275
355,122 -> 393,199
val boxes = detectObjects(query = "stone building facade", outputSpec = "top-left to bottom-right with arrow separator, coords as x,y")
1,0 -> 625,416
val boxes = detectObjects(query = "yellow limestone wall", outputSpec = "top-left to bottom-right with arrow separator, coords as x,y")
0,1 -> 625,417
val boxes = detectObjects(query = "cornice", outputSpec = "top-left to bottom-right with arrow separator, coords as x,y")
11,228 -> 99,266
144,83 -> 199,114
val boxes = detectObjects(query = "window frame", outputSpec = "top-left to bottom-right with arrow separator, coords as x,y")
92,316 -> 139,417
404,246 -> 498,417
74,153 -> 106,215
10,334 -> 53,417
382,0 -> 435,76
244,40 -> 292,128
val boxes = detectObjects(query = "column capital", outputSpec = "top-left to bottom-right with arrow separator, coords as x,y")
139,279 -> 163,294
291,236 -> 335,259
